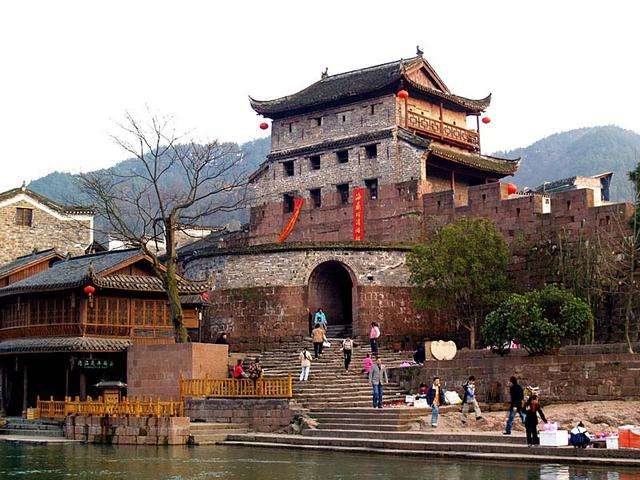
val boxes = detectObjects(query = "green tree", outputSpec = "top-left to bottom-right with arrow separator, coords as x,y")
407,217 -> 511,349
482,284 -> 592,355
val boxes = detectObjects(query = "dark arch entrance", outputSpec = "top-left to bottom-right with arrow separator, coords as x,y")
308,261 -> 355,337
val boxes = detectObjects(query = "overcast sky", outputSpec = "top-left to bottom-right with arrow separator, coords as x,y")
1,1 -> 639,191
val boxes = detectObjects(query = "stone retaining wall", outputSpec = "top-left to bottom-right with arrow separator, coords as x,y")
64,415 -> 190,445
185,398 -> 294,432
388,343 -> 640,404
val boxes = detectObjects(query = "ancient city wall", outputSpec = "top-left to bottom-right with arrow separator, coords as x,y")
388,343 -> 640,404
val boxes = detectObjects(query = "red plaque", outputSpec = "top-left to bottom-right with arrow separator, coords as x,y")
353,187 -> 365,241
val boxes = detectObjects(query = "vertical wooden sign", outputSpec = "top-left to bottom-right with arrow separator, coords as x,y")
353,187 -> 365,241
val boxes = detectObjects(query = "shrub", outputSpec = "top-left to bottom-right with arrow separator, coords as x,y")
481,284 -> 592,355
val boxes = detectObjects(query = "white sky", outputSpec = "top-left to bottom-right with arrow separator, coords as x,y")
1,1 -> 639,191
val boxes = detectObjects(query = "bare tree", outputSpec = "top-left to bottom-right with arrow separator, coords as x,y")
80,112 -> 249,342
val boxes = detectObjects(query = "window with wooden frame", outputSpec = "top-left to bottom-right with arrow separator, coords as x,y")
16,207 -> 33,227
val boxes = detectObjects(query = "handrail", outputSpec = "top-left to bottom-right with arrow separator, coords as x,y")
36,396 -> 184,419
180,374 -> 293,399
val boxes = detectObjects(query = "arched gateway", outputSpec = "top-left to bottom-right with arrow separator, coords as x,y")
307,261 -> 356,337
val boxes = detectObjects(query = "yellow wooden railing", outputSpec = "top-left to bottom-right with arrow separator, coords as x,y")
180,374 -> 293,399
36,396 -> 184,420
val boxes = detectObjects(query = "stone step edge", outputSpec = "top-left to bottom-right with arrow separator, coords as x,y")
221,441 -> 640,467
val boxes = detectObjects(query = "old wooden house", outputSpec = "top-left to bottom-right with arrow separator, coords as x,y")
0,248 -> 204,414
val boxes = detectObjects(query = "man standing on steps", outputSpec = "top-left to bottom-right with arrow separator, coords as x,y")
426,377 -> 445,427
314,308 -> 327,330
342,336 -> 353,372
312,323 -> 325,359
369,356 -> 388,409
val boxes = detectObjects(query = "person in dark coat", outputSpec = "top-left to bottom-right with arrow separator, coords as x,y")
426,377 -> 446,427
215,333 -> 229,345
524,394 -> 547,446
503,376 -> 525,435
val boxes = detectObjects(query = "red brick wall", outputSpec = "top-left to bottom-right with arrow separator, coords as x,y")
127,343 -> 228,399
249,183 -> 423,245
202,286 -> 308,351
388,343 -> 640,403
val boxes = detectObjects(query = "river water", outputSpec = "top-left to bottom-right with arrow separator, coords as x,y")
0,443 -> 637,480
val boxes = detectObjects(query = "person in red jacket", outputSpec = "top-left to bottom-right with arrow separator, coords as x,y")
232,359 -> 248,379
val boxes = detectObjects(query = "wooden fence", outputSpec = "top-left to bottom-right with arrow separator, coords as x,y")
180,374 -> 293,399
36,396 -> 184,420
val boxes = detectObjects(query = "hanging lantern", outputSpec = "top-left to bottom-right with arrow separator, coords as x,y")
506,183 -> 517,195
397,90 -> 409,99
482,116 -> 491,124
83,285 -> 96,296
259,122 -> 269,130
201,291 -> 210,303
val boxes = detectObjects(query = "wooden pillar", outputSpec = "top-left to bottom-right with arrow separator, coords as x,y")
79,371 -> 86,401
65,363 -> 70,398
0,364 -> 4,414
22,362 -> 28,414
476,115 -> 481,154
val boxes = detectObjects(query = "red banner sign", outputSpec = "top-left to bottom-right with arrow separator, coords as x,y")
353,187 -> 365,241
278,198 -> 304,243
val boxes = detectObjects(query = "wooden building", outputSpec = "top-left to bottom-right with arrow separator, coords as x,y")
0,248 -> 205,415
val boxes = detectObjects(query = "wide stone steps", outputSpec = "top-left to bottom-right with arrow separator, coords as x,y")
316,422 -> 414,432
188,422 -> 248,445
0,418 -> 64,438
222,433 -> 640,466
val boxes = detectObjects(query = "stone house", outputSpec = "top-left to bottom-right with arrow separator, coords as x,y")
0,185 -> 94,266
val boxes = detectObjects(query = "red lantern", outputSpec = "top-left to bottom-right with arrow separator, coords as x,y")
482,116 -> 491,124
83,285 -> 96,296
506,183 -> 517,195
259,122 -> 269,130
201,291 -> 210,303
397,90 -> 409,99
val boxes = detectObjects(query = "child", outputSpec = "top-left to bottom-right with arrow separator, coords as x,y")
417,382 -> 428,399
360,353 -> 373,375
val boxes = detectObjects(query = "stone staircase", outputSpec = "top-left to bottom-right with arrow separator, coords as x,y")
224,426 -> 640,467
0,417 -> 64,438
188,422 -> 248,445
258,338 -> 412,409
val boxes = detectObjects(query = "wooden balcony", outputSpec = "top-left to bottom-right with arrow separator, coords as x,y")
405,104 -> 479,150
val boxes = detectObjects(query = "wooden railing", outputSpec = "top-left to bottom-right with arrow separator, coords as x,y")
0,323 -> 175,341
180,374 -> 293,399
406,106 -> 480,150
36,396 -> 184,419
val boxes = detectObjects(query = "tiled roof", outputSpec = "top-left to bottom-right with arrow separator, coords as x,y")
427,142 -> 520,176
0,249 -> 203,297
96,274 -> 204,293
0,187 -> 94,215
267,128 -> 395,161
0,337 -> 132,354
250,57 -> 490,117
0,248 -> 62,279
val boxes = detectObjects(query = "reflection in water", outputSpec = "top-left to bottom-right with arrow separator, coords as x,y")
0,443 -> 637,480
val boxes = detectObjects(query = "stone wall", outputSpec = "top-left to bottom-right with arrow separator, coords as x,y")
185,398 -> 294,432
64,415 -> 190,444
127,343 -> 228,399
388,343 -> 640,404
182,246 -> 411,288
0,199 -> 92,265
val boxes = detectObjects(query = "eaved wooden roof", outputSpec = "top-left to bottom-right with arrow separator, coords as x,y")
250,56 -> 490,118
0,248 -> 204,297
0,248 -> 63,281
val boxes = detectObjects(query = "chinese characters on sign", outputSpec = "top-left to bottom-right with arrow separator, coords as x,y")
353,187 -> 365,241
76,359 -> 115,369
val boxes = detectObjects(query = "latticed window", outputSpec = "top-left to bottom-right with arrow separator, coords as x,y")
15,208 -> 33,226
